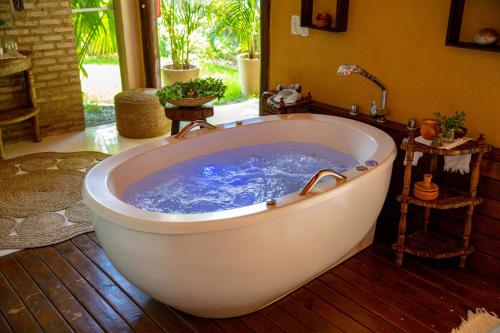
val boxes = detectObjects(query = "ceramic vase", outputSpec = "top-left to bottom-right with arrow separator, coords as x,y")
420,119 -> 438,140
413,174 -> 439,201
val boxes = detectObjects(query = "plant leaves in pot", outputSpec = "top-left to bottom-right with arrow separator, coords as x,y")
433,111 -> 467,142
159,0 -> 203,85
156,78 -> 227,107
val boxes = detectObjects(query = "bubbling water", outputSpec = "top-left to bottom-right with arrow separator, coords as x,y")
122,141 -> 359,214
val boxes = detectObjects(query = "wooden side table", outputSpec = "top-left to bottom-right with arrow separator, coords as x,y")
394,129 -> 492,268
0,51 -> 41,159
164,104 -> 214,135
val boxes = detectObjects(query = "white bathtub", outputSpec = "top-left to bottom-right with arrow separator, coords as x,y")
83,113 -> 396,318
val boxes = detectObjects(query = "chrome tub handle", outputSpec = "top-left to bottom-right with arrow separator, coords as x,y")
299,169 -> 347,196
175,120 -> 217,139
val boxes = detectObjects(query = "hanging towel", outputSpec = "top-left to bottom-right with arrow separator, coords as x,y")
403,137 -> 473,174
443,154 -> 472,174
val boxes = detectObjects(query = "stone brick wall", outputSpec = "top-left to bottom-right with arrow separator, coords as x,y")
0,0 -> 84,143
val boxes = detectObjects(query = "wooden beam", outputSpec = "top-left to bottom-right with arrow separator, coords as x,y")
139,0 -> 161,88
260,0 -> 271,99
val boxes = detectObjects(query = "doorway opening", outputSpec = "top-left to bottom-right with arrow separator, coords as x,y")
156,0 -> 261,120
71,0 -> 121,127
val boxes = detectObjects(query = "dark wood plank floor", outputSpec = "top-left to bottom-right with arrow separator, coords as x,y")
0,233 -> 499,333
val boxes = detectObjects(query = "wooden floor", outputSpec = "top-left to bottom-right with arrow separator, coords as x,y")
0,233 -> 499,333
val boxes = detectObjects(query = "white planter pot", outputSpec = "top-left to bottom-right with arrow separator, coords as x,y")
237,53 -> 260,96
161,64 -> 200,86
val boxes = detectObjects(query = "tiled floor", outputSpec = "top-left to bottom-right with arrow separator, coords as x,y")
3,99 -> 259,159
0,99 -> 259,257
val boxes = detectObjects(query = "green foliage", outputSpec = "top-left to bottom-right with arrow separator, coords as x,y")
0,19 -> 6,27
200,26 -> 239,62
212,0 -> 260,59
83,55 -> 119,65
433,111 -> 466,131
160,0 -> 204,69
71,0 -> 118,76
200,62 -> 243,105
156,77 -> 227,105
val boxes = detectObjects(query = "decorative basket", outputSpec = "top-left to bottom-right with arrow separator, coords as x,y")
0,53 -> 30,77
167,96 -> 216,107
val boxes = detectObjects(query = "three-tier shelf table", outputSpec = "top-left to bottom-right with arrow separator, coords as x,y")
393,130 -> 492,268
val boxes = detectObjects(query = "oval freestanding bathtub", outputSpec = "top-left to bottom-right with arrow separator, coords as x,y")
83,113 -> 396,318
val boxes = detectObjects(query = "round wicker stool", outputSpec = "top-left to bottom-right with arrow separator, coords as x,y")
114,89 -> 171,138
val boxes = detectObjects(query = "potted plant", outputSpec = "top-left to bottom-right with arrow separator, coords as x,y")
433,111 -> 467,142
219,0 -> 260,96
156,77 -> 227,107
159,0 -> 203,85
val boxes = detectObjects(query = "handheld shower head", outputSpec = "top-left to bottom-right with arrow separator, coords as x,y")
337,64 -> 360,76
337,63 -> 388,121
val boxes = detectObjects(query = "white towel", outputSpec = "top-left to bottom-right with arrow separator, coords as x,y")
403,137 -> 472,174
443,155 -> 471,174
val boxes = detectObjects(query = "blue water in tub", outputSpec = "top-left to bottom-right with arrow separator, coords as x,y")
122,141 -> 359,214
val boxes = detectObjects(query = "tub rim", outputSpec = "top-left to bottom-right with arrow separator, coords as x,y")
83,113 -> 397,235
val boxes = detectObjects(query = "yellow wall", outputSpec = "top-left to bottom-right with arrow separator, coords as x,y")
269,0 -> 500,146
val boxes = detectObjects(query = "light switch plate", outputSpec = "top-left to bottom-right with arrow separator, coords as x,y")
291,15 -> 300,35
299,27 -> 309,37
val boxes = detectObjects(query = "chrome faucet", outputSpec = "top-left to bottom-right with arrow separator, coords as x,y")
337,64 -> 388,122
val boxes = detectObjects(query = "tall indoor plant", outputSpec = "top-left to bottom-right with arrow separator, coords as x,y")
219,0 -> 260,96
160,0 -> 203,85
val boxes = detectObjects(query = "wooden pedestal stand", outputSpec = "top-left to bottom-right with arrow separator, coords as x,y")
164,104 -> 214,135
394,129 -> 492,268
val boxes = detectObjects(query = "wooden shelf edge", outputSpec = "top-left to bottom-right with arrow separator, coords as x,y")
301,24 -> 343,32
397,194 -> 483,209
0,107 -> 40,126
392,229 -> 476,259
400,141 -> 492,156
446,41 -> 500,53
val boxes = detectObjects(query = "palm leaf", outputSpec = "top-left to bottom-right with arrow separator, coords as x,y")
71,0 -> 118,76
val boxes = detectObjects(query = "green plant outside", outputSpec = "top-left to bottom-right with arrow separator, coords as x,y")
160,0 -> 204,69
199,62 -> 247,104
71,0 -> 118,76
83,55 -> 119,65
212,0 -> 260,59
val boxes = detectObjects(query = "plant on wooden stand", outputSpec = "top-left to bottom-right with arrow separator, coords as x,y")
160,0 -> 204,85
156,77 -> 227,107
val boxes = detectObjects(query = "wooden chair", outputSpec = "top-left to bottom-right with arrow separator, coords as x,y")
0,51 -> 41,159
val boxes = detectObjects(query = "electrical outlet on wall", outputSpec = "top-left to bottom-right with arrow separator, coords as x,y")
291,15 -> 300,35
299,27 -> 309,37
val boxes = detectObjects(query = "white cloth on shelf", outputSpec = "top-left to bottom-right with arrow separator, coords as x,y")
443,154 -> 471,174
403,137 -> 472,174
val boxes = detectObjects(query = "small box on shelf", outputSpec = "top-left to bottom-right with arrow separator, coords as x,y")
300,0 -> 349,33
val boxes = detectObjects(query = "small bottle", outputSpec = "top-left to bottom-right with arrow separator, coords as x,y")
370,101 -> 377,117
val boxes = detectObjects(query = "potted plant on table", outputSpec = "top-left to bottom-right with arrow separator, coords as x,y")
216,0 -> 260,96
433,111 -> 467,142
156,77 -> 227,107
159,0 -> 203,85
